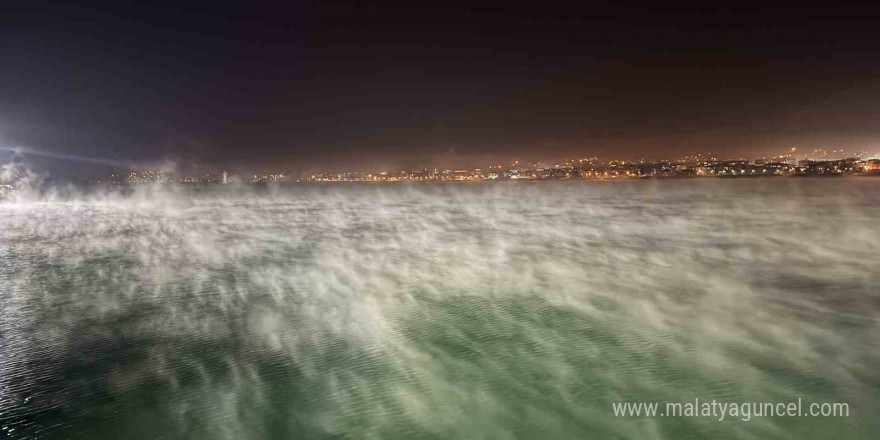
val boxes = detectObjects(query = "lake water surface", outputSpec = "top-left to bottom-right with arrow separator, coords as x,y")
1,179 -> 878,439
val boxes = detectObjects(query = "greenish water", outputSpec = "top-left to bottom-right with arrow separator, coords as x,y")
1,180 -> 878,439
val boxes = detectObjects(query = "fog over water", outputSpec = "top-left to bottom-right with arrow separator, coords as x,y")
1,179 -> 878,439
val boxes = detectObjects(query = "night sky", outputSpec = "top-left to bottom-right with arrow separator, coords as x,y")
2,2 -> 880,175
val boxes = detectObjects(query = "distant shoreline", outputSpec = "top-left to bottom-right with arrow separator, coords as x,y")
77,173 -> 880,188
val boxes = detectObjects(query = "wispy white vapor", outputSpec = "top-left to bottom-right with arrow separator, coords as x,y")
0,178 -> 878,439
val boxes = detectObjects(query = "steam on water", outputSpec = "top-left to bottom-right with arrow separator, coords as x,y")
1,179 -> 878,438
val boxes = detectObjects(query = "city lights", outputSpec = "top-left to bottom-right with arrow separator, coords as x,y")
107,149 -> 880,185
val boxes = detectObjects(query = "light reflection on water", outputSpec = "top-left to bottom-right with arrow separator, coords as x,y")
1,179 -> 878,439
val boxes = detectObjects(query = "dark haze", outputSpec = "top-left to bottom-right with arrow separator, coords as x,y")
2,2 -> 880,175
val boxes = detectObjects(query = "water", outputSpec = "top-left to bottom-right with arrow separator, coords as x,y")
1,179 -> 878,439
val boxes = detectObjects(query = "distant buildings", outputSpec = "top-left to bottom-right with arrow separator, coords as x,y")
127,170 -> 163,183
106,150 -> 880,186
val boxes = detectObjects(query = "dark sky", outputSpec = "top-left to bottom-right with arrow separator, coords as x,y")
2,1 -> 880,174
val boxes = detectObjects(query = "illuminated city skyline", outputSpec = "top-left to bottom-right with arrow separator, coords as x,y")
99,147 -> 880,185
